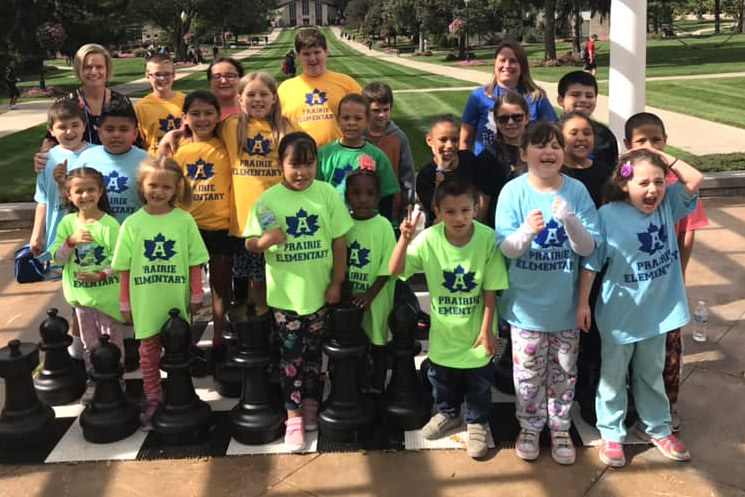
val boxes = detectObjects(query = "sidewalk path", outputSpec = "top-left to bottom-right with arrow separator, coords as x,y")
332,28 -> 745,155
0,29 -> 282,139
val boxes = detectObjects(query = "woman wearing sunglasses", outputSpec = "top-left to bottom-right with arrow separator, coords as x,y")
461,40 -> 556,156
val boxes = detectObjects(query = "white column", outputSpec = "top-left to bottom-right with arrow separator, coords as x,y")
608,0 -> 647,150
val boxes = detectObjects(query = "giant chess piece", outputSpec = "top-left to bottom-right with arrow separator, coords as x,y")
153,309 -> 212,443
79,335 -> 139,443
34,308 -> 87,405
0,340 -> 55,448
493,320 -> 515,395
212,304 -> 244,398
383,304 -> 430,430
229,303 -> 285,444
318,285 -> 374,442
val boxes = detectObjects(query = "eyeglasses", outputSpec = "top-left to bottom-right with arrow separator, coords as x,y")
496,114 -> 526,124
147,72 -> 175,79
211,72 -> 239,82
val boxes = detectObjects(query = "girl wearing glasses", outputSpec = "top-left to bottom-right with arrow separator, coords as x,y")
207,57 -> 244,120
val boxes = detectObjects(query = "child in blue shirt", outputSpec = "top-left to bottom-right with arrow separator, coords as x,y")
578,148 -> 702,468
74,97 -> 149,223
495,122 -> 600,465
31,99 -> 93,261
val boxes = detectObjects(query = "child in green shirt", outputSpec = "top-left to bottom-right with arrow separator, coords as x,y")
390,178 -> 508,459
245,131 -> 353,451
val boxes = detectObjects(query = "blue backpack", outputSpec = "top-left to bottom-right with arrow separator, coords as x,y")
14,245 -> 47,283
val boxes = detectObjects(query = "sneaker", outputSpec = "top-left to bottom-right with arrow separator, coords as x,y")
650,434 -> 691,462
515,428 -> 540,461
140,402 -> 159,432
284,417 -> 305,451
599,440 -> 626,467
466,423 -> 488,459
550,430 -> 576,465
670,405 -> 680,433
302,399 -> 319,432
421,413 -> 462,440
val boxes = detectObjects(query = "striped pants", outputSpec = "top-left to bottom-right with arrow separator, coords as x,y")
139,335 -> 163,406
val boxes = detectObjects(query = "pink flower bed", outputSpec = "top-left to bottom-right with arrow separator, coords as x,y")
455,60 -> 487,67
118,53 -> 136,58
23,86 -> 65,98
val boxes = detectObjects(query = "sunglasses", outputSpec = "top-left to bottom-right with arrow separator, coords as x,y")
496,113 -> 526,124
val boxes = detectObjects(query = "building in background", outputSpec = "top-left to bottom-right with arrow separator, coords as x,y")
277,0 -> 339,27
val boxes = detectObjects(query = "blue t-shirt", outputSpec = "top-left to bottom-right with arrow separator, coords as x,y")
462,86 -> 558,155
34,143 -> 93,260
74,145 -> 149,223
583,182 -> 697,344
495,174 -> 600,331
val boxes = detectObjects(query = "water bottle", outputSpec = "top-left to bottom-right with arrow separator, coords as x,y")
257,201 -> 277,230
77,243 -> 94,269
692,300 -> 708,343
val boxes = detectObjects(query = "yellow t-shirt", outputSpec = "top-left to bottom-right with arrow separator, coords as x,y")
277,71 -> 362,148
221,116 -> 298,237
134,92 -> 186,155
174,137 -> 231,231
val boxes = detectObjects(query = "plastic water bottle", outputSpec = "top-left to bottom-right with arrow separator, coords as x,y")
692,300 -> 708,343
257,202 -> 277,230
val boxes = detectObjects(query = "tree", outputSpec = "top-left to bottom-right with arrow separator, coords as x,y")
128,0 -> 207,60
544,0 -> 557,61
345,0 -> 375,28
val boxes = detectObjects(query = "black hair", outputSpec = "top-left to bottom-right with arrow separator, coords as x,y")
604,149 -> 668,204
345,168 -> 381,197
428,114 -> 459,132
520,121 -> 565,150
278,131 -> 317,166
624,112 -> 666,142
362,82 -> 394,106
182,90 -> 221,138
206,57 -> 244,80
338,93 -> 370,116
99,95 -> 138,126
63,167 -> 114,215
558,111 -> 595,135
557,70 -> 599,96
433,177 -> 478,209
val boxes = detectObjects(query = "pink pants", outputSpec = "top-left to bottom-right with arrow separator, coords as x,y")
75,306 -> 124,372
139,335 -> 163,406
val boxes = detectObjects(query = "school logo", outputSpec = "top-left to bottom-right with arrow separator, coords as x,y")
104,171 -> 128,193
305,89 -> 328,106
247,133 -> 271,156
143,233 -> 177,261
74,245 -> 106,266
347,240 -> 370,268
534,219 -> 567,248
331,163 -> 354,186
186,158 -> 214,180
638,222 -> 667,256
159,114 -> 182,133
286,209 -> 319,238
442,265 -> 477,293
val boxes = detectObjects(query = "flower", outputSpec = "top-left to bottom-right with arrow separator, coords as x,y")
358,155 -> 376,172
290,391 -> 302,404
620,161 -> 633,178
284,364 -> 297,377
448,18 -> 466,34
36,23 -> 66,49
223,31 -> 234,40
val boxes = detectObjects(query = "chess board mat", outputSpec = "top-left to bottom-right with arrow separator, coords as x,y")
0,318 -> 649,466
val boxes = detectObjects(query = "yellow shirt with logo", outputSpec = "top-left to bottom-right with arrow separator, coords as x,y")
277,71 -> 361,148
221,116 -> 298,237
135,92 -> 186,155
174,137 -> 231,231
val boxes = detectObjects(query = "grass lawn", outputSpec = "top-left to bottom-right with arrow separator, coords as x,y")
0,124 -> 47,203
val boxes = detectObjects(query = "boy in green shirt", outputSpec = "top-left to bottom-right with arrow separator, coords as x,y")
390,178 -> 508,459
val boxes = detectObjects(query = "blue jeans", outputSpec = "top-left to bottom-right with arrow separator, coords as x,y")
428,362 -> 492,424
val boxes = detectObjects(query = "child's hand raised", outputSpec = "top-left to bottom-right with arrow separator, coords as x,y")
399,204 -> 422,244
69,229 -> 93,246
53,159 -> 68,185
525,209 -> 545,233
552,196 -> 574,222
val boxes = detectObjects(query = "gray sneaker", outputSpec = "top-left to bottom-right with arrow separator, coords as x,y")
671,405 -> 681,433
466,423 -> 488,459
421,413 -> 462,440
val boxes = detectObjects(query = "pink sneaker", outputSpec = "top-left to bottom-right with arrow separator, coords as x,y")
284,417 -> 305,452
599,440 -> 626,468
302,399 -> 319,432
650,434 -> 691,462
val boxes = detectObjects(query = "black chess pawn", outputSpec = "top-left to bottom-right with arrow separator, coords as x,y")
382,304 -> 430,430
34,308 -> 87,405
229,303 -> 285,444
318,286 -> 374,442
493,320 -> 515,395
79,335 -> 139,443
0,340 -> 55,449
153,309 -> 212,444
212,303 -> 244,398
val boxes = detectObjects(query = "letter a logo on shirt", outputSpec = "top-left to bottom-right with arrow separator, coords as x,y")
332,164 -> 354,186
186,158 -> 214,180
286,209 -> 320,238
442,265 -> 477,293
104,171 -> 128,193
247,133 -> 271,156
159,114 -> 182,132
305,89 -> 328,106
347,240 -> 370,268
144,233 -> 177,261
534,219 -> 567,248
637,222 -> 667,255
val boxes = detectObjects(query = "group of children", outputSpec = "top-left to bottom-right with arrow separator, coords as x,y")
29,29 -> 707,467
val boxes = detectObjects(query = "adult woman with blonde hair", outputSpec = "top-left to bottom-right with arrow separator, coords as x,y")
460,40 -> 557,155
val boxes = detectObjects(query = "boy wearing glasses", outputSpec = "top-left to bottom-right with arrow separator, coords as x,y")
134,55 -> 185,155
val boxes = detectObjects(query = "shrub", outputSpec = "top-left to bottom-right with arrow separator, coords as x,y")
133,48 -> 148,58
444,52 -> 458,62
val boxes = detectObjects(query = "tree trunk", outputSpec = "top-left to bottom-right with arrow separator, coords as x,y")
715,0 -> 721,34
544,0 -> 557,61
740,0 -> 745,33
572,0 -> 581,55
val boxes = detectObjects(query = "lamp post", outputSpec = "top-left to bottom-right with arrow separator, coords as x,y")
464,0 -> 470,62
180,10 -> 188,61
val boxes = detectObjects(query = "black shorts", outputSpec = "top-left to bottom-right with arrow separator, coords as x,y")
231,238 -> 266,281
199,229 -> 234,257
583,61 -> 597,70
8,85 -> 19,98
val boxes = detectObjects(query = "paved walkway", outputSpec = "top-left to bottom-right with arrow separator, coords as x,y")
2,197 -> 744,496
332,27 -> 745,155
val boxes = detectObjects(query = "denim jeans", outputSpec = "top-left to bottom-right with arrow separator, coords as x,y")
428,362 -> 493,424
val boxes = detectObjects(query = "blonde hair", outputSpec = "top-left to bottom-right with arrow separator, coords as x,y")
237,72 -> 294,155
485,40 -> 545,102
136,157 -> 192,208
73,43 -> 113,83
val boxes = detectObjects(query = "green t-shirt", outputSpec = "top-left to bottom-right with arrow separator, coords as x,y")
245,180 -> 354,315
404,222 -> 508,369
316,140 -> 400,199
50,213 -> 123,322
111,208 -> 209,339
345,215 -> 396,346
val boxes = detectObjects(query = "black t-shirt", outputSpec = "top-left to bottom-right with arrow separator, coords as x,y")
561,160 -> 612,209
476,144 -> 518,228
591,121 -> 619,170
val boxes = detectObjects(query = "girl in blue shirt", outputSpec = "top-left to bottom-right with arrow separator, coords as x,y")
578,148 -> 702,468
